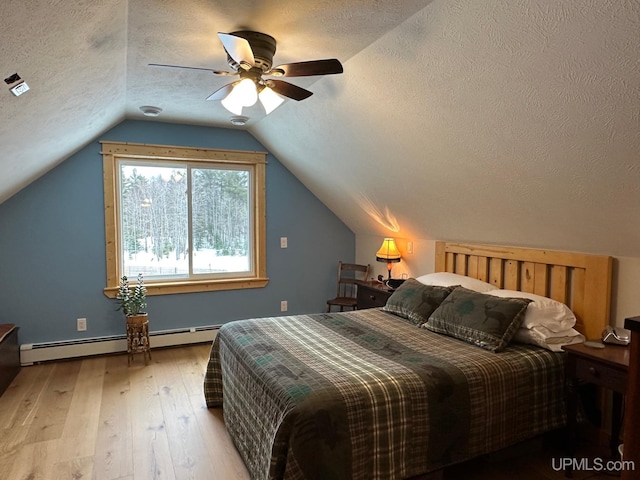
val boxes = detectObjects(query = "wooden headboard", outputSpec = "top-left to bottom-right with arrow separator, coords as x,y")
435,242 -> 613,340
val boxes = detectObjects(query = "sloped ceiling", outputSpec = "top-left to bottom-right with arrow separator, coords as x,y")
2,0 -> 639,256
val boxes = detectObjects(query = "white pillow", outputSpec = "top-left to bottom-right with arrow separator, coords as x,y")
513,326 -> 584,352
486,289 -> 576,332
415,272 -> 494,293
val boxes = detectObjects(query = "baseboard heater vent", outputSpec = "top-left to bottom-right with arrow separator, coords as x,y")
20,325 -> 220,365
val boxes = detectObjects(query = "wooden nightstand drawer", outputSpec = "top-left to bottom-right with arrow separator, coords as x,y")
575,356 -> 627,393
356,282 -> 392,309
563,342 -> 629,467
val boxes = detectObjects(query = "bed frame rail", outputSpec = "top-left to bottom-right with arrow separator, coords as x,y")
435,242 -> 613,340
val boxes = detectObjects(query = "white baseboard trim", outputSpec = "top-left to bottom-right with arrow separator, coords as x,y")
19,325 -> 219,365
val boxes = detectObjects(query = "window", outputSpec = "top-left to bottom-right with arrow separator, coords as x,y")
102,141 -> 267,297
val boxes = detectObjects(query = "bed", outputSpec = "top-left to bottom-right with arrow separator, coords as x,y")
204,241 -> 612,480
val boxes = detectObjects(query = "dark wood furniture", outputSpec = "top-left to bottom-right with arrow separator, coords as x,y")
622,316 -> 639,480
0,324 -> 20,396
563,342 -> 629,469
327,262 -> 370,312
355,280 -> 392,309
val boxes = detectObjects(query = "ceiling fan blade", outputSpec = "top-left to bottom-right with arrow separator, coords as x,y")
267,80 -> 313,101
218,33 -> 255,69
205,81 -> 239,101
149,63 -> 233,75
270,59 -> 343,77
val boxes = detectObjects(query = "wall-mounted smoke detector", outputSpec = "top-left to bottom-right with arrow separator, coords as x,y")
139,105 -> 162,117
230,116 -> 249,126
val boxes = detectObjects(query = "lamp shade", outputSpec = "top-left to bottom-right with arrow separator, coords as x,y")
221,78 -> 258,115
258,86 -> 284,114
376,238 -> 401,263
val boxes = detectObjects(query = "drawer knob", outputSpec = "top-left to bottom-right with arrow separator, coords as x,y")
369,295 -> 376,300
588,367 -> 599,377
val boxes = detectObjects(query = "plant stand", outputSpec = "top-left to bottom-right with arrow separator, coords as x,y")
126,314 -> 151,366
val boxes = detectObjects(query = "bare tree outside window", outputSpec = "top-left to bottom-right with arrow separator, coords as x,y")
119,163 -> 251,279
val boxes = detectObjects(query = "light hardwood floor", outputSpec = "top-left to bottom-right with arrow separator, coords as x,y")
0,344 -> 249,480
0,345 -> 616,480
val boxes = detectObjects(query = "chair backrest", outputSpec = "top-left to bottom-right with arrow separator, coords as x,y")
336,261 -> 370,298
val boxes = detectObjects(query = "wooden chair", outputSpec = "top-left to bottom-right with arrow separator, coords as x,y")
326,262 -> 370,312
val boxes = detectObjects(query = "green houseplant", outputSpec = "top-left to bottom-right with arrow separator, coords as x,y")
116,273 -> 147,323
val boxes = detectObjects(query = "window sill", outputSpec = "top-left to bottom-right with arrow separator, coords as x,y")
103,277 -> 269,298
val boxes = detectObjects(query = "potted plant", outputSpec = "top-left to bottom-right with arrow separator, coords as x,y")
116,273 -> 147,325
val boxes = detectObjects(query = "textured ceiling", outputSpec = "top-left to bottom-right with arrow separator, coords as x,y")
1,0 -> 639,257
1,0 -> 431,202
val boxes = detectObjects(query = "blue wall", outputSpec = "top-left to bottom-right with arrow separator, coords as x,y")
0,120 -> 354,344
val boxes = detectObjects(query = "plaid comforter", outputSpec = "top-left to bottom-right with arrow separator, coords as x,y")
204,308 -> 566,480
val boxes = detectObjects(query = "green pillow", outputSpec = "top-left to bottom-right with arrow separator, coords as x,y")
383,279 -> 455,326
424,286 -> 532,352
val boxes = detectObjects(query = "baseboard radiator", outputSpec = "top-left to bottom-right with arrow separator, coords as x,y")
19,325 -> 219,365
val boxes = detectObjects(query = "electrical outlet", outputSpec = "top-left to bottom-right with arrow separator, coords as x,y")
280,300 -> 288,312
407,241 -> 414,254
280,237 -> 288,248
77,318 -> 87,331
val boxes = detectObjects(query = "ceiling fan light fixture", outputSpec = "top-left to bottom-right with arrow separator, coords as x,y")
221,78 -> 258,115
259,86 -> 284,114
152,31 -> 343,117
221,96 -> 243,115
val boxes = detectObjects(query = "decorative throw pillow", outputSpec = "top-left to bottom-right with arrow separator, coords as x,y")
424,286 -> 532,352
383,279 -> 455,326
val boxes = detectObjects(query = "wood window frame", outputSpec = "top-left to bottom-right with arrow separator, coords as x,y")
101,141 -> 268,298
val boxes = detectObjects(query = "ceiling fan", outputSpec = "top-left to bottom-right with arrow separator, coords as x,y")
150,31 -> 343,116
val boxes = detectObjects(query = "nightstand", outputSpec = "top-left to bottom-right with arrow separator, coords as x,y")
355,281 -> 392,309
563,342 -> 629,464
621,316 -> 639,480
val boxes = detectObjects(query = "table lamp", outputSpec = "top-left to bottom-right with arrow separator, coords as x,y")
376,238 -> 401,281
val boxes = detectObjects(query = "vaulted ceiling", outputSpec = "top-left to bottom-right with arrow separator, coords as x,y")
2,0 -> 639,256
